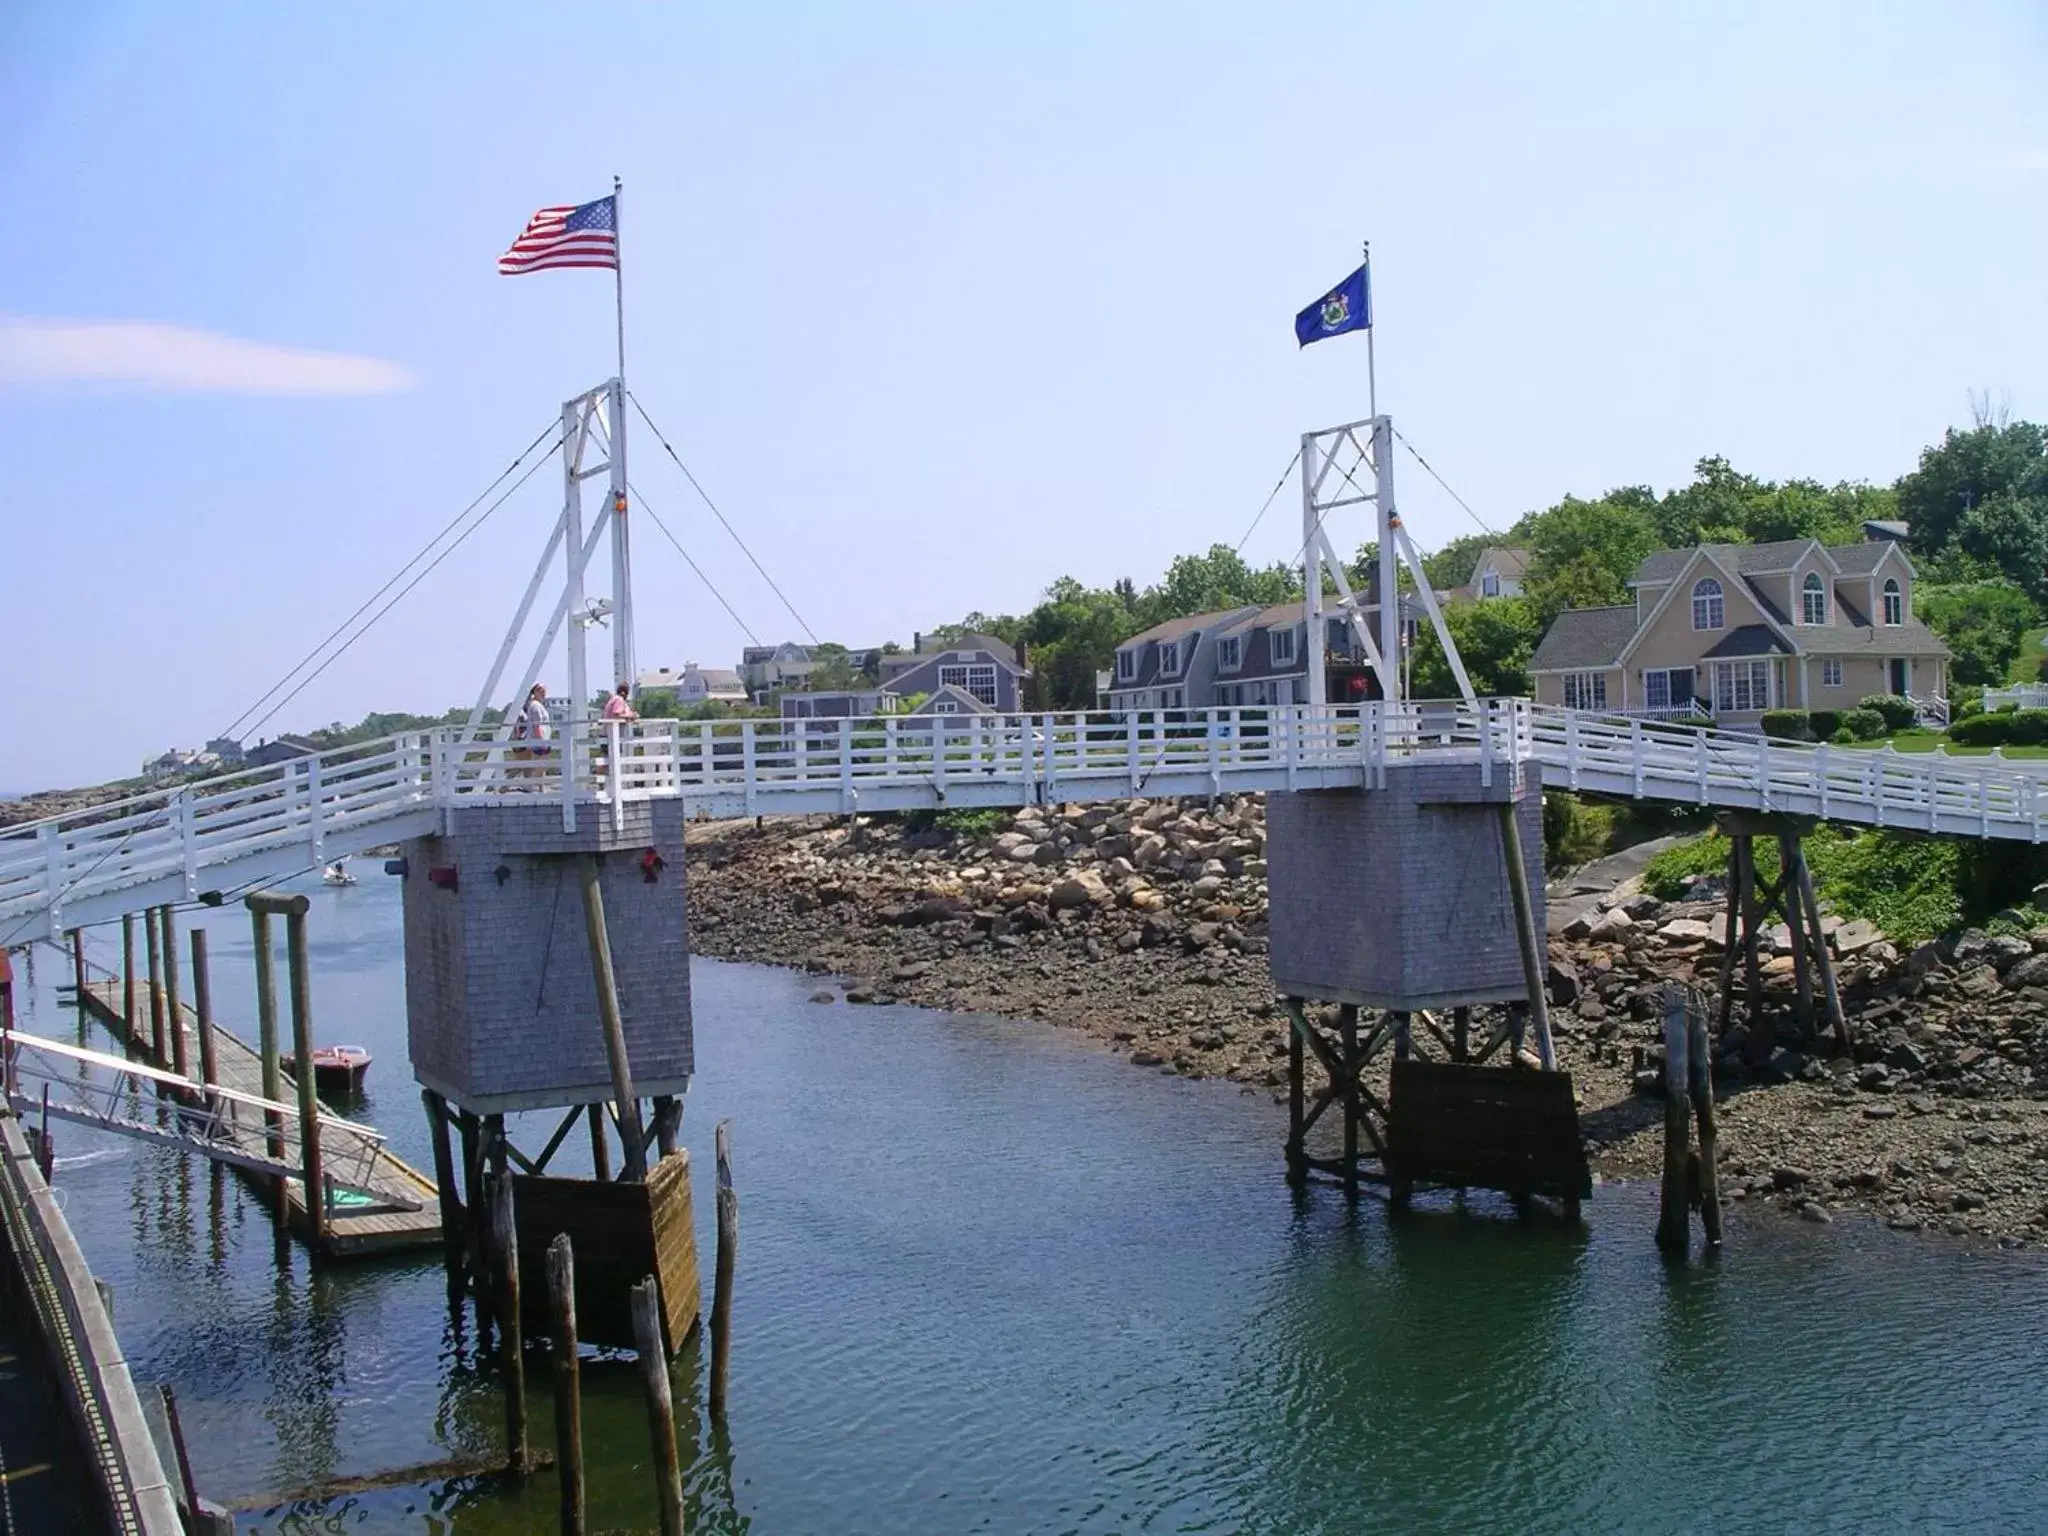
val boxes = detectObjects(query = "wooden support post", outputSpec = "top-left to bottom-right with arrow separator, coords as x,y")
1686,990 -> 1722,1247
189,928 -> 218,1093
1338,1004 -> 1359,1196
653,1094 -> 680,1160
1452,1006 -> 1471,1063
711,1119 -> 737,1420
1714,837 -> 1742,1040
1777,834 -> 1816,1037
1656,985 -> 1693,1253
121,914 -> 137,1041
587,1104 -> 612,1181
578,856 -> 648,1181
284,899 -> 323,1247
1391,1010 -> 1411,1061
548,1235 -> 584,1536
145,907 -> 167,1063
1796,858 -> 1851,1054
1493,800 -> 1556,1069
69,927 -> 85,995
1285,1005 -> 1305,1176
159,1383 -> 202,1519
490,1170 -> 528,1475
249,904 -> 287,1224
162,904 -> 187,1080
423,1090 -> 466,1286
630,1278 -> 686,1536
1738,836 -> 1769,1064
459,1112 -> 494,1337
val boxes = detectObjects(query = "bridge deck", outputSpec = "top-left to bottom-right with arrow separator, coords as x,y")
74,980 -> 441,1258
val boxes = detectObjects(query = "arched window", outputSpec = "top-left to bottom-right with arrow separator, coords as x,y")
1802,572 -> 1827,626
1882,578 -> 1902,626
1692,577 -> 1724,631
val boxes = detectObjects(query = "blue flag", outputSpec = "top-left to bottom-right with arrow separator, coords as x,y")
1295,264 -> 1371,346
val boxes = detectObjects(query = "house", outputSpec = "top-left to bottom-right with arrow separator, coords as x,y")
1105,598 -> 1417,713
144,748 -> 203,782
1529,534 -> 1950,723
899,682 -> 994,720
1468,547 -> 1531,600
877,633 -> 1031,713
639,663 -> 747,705
738,642 -> 814,700
779,689 -> 893,729
205,736 -> 245,766
244,734 -> 320,768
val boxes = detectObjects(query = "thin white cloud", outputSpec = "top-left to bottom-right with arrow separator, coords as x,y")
0,317 -> 411,395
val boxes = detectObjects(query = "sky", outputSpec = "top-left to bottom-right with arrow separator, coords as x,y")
2,1 -> 2045,789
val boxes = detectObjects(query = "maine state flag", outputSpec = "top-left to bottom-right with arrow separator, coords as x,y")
1295,264 -> 1371,346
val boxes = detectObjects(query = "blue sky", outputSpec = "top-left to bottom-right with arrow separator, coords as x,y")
3,2 -> 2044,788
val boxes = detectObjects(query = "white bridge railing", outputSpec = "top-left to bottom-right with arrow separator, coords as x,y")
4,701 -> 2045,939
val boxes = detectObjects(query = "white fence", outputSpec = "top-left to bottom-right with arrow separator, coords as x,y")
1983,684 -> 2048,712
8,701 -> 2048,941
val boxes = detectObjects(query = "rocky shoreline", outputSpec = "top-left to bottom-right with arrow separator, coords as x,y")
686,797 -> 2048,1249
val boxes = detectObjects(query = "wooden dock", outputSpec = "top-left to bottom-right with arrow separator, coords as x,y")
77,978 -> 441,1258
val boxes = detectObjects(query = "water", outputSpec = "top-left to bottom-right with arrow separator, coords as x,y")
16,880 -> 2048,1534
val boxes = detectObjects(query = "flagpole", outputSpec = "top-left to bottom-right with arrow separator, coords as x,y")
1363,239 -> 1377,423
613,174 -> 627,389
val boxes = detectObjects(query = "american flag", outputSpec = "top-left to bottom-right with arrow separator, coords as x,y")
497,196 -> 618,275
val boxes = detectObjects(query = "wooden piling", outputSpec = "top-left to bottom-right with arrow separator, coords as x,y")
189,928 -> 218,1093
587,1105 -> 612,1181
1796,857 -> 1851,1053
248,904 -> 288,1223
653,1094 -> 680,1160
1777,834 -> 1816,1035
421,1092 -> 465,1285
548,1235 -> 584,1536
162,904 -> 188,1080
159,1383 -> 202,1518
630,1277 -> 685,1536
1713,836 -> 1742,1039
458,1112 -> 495,1336
578,856 -> 648,1181
69,927 -> 85,995
1737,837 -> 1769,1062
121,914 -> 137,1038
146,907 -> 167,1062
284,900 -> 324,1247
1656,985 -> 1692,1253
490,1170 -> 528,1476
1493,800 -> 1556,1068
1685,990 -> 1722,1247
1338,1004 -> 1359,1196
710,1119 -> 737,1420
1285,1010 -> 1304,1175
1452,1005 -> 1471,1063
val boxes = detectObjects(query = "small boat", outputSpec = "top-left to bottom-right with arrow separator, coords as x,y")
281,1044 -> 372,1096
322,860 -> 358,887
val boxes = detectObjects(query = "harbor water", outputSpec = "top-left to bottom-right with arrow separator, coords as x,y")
13,875 -> 2048,1534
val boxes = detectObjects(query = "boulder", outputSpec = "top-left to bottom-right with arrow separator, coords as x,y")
2004,953 -> 2048,990
1048,871 -> 1112,911
1658,917 -> 1718,945
1833,918 -> 1883,955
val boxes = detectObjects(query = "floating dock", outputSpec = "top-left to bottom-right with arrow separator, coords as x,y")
76,979 -> 441,1258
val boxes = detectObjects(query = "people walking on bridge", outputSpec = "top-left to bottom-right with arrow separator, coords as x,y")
603,683 -> 638,722
512,683 -> 553,780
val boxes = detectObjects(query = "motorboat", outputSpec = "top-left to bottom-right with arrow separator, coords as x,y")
322,859 -> 358,887
281,1044 -> 372,1096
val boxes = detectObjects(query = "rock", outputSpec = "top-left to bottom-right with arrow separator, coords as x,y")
1798,1200 -> 1834,1224
809,990 -> 836,1004
844,986 -> 877,1004
1988,935 -> 2035,973
1130,1048 -> 1164,1067
1958,965 -> 2002,999
2003,953 -> 2048,990
1547,959 -> 1580,1005
1833,918 -> 1882,955
1907,942 -> 1943,976
1048,871 -> 1111,911
1006,842 -> 1041,863
1184,922 -> 1222,952
1617,893 -> 1664,921
1771,1166 -> 1813,1191
1587,908 -> 1635,940
1658,917 -> 1718,945
1563,912 -> 1595,941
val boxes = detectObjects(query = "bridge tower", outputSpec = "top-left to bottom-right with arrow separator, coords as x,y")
1271,416 -> 1587,1212
403,379 -> 699,1352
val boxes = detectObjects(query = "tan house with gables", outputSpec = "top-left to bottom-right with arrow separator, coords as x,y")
1529,534 -> 1950,724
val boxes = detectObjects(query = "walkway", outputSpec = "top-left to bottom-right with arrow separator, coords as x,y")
3,701 -> 2042,941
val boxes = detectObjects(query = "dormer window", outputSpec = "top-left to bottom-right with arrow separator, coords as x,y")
1216,635 -> 1241,671
1802,572 -> 1827,626
1271,626 -> 1297,665
1691,577 -> 1724,631
1159,640 -> 1180,675
1481,570 -> 1500,597
1116,649 -> 1136,682
1882,578 -> 1903,626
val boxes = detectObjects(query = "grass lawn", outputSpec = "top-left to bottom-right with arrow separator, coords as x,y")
2004,626 -> 2048,685
1831,727 -> 2048,759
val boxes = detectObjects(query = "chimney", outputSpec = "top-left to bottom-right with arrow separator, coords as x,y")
914,631 -> 922,653
1014,639 -> 1030,671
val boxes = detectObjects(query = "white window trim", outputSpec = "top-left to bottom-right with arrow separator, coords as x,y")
1692,577 -> 1724,632
1711,659 -> 1773,714
930,701 -> 958,714
1882,578 -> 1903,627
1216,635 -> 1242,672
1116,650 -> 1136,681
1562,671 -> 1608,711
938,663 -> 999,705
1821,659 -> 1843,688
1481,570 -> 1500,597
1801,572 -> 1827,627
1270,627 -> 1297,665
1159,641 -> 1181,676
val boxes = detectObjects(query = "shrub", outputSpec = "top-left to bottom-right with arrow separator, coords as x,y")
936,807 -> 1010,837
1542,791 -> 1614,874
1953,693 -> 1985,721
1948,713 -> 2011,746
1807,709 -> 1842,739
1760,709 -> 1813,741
1841,707 -> 1888,740
1830,726 -> 1856,745
2009,709 -> 2048,746
1860,694 -> 1918,732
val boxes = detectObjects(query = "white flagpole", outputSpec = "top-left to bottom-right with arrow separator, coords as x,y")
609,174 -> 634,697
613,174 -> 627,388
1363,239 -> 1377,423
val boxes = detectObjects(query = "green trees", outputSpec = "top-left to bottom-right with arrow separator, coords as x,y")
1410,597 -> 1543,698
1916,581 -> 2036,685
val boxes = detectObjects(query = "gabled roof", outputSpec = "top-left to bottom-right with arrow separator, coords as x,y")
1634,539 -> 1830,586
1470,546 -> 1532,582
1830,539 -> 1913,578
1700,625 -> 1793,659
1529,606 -> 1637,672
901,682 -> 995,716
1117,607 -> 1253,648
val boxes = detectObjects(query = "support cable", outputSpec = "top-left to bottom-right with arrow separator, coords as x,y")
1232,447 -> 1305,555
628,482 -> 763,647
1393,427 -> 1498,537
241,441 -> 560,741
626,391 -> 819,645
218,421 -> 560,742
